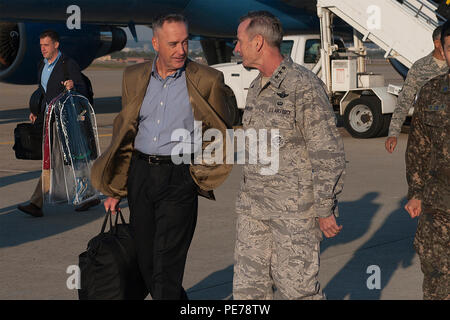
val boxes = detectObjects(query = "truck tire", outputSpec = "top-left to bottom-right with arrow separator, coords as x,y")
343,97 -> 384,139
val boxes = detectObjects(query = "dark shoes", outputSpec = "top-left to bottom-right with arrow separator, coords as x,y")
75,198 -> 101,212
18,198 -> 100,217
18,203 -> 43,217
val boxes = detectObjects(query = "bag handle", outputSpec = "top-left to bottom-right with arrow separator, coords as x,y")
100,209 -> 114,234
100,208 -> 127,234
113,208 -> 126,226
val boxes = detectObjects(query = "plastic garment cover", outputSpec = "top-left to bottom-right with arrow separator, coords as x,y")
42,91 -> 100,206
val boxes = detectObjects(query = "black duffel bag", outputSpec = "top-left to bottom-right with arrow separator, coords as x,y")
13,87 -> 44,160
13,122 -> 43,160
78,210 -> 148,300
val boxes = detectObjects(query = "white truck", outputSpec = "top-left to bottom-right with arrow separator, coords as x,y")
212,32 -> 401,139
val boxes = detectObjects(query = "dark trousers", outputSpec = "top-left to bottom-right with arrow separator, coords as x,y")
414,208 -> 450,300
127,155 -> 198,300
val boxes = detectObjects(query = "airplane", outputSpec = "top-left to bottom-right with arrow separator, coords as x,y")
0,0 -> 401,85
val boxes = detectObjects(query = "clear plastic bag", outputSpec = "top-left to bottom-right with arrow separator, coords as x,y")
43,91 -> 100,206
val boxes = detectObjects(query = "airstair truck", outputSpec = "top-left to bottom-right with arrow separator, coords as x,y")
317,0 -> 444,138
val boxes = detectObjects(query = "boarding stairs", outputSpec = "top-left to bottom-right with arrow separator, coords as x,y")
317,0 -> 446,68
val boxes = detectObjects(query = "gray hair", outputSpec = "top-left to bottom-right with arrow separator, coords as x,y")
153,13 -> 188,34
240,11 -> 283,49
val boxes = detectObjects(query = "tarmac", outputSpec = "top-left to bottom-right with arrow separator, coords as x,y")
0,62 -> 424,300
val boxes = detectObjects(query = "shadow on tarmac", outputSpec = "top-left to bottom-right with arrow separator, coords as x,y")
321,192 -> 381,254
0,108 -> 29,125
187,265 -> 234,300
0,170 -> 40,188
322,196 -> 418,299
0,171 -> 127,248
186,193 -> 418,300
0,194 -> 132,248
0,202 -> 106,248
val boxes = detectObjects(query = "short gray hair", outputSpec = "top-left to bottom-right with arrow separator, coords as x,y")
240,11 -> 283,49
153,13 -> 188,34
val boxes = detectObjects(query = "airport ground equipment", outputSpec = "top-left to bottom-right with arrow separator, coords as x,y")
317,0 -> 445,138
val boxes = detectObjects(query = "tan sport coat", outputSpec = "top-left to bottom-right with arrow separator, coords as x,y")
91,59 -> 235,200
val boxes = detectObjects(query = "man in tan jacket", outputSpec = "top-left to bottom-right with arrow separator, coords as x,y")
91,14 -> 235,299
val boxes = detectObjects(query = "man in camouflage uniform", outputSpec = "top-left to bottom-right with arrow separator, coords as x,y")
404,21 -> 450,300
232,11 -> 345,300
386,26 -> 448,153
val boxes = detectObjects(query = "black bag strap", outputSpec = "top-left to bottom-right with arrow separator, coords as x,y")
100,208 -> 126,234
100,209 -> 114,234
114,208 -> 126,226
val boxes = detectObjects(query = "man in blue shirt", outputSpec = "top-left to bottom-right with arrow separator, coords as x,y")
18,30 -> 98,217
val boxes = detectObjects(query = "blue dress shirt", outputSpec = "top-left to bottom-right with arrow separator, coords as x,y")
41,50 -> 61,93
134,58 -> 198,156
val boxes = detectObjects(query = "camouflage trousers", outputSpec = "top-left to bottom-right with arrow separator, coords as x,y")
233,214 -> 324,300
413,208 -> 450,300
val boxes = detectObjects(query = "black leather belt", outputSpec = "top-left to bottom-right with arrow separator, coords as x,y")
135,151 -> 192,165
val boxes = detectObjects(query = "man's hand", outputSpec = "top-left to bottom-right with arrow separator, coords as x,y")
104,197 -> 120,214
29,113 -> 37,124
61,80 -> 74,91
385,136 -> 397,153
318,214 -> 342,238
405,198 -> 422,218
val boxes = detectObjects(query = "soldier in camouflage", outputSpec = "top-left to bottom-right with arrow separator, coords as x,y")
232,11 -> 346,300
404,21 -> 450,300
386,25 -> 448,153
